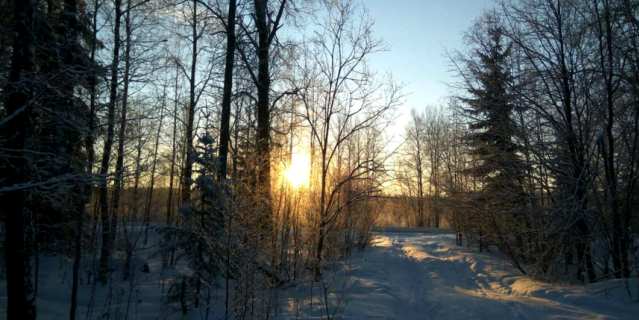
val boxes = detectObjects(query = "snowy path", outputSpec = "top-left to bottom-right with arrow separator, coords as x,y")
343,232 -> 638,320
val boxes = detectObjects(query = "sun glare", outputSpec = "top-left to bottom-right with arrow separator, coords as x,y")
284,153 -> 310,189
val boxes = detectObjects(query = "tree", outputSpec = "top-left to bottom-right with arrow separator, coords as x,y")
164,121 -> 225,310
109,0 -> 134,262
236,0 -> 289,231
98,0 -> 123,282
218,0 -> 237,181
589,0 -> 628,278
501,0 -> 598,282
293,0 -> 401,279
179,0 -> 215,207
453,13 -> 528,272
1,0 -> 37,317
401,109 -> 426,227
461,17 -> 522,204
180,0 -> 199,206
166,62 -> 182,226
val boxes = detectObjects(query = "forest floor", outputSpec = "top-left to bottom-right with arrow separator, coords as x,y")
339,231 -> 638,320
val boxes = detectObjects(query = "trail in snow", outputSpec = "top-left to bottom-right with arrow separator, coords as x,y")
344,232 -> 638,320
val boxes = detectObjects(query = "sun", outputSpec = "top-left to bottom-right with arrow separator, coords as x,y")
284,153 -> 310,189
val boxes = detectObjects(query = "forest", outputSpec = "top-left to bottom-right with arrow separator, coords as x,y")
0,0 -> 637,319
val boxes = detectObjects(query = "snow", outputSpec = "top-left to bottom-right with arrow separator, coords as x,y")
0,230 -> 637,319
343,232 -> 638,320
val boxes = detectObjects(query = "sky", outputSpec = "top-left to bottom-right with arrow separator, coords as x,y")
364,0 -> 496,131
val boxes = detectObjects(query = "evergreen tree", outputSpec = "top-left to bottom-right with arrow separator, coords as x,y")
462,19 -> 523,204
458,16 -> 528,270
160,121 -> 227,311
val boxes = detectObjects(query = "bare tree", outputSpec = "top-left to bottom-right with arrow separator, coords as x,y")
236,0 -> 289,229
218,0 -> 237,180
399,109 -> 426,227
97,0 -> 123,283
292,0 -> 401,279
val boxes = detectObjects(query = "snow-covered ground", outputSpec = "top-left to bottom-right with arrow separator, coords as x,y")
1,230 -> 637,319
343,232 -> 638,320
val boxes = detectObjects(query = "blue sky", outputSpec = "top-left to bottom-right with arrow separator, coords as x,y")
365,0 -> 496,122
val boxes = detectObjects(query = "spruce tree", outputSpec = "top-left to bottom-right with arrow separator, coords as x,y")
460,17 -> 528,269
462,21 -> 523,203
160,121 -> 227,311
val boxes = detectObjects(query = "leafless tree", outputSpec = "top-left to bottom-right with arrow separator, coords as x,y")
292,0 -> 401,279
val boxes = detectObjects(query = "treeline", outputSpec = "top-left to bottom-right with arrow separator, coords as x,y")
0,0 -> 398,318
397,0 -> 639,283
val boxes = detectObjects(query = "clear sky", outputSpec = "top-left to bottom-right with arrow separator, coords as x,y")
364,0 -> 496,129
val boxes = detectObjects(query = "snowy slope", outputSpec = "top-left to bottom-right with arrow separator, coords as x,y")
344,232 -> 638,320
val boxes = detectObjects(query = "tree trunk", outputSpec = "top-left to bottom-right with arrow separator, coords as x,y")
595,1 -> 624,278
87,0 -> 100,247
110,0 -> 133,253
98,0 -> 122,283
315,223 -> 325,281
218,0 -> 237,181
144,88 -> 166,243
181,0 -> 198,205
60,0 -> 88,318
556,2 -> 596,282
70,182 -> 85,320
2,0 -> 36,318
167,66 -> 180,225
254,0 -> 272,230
